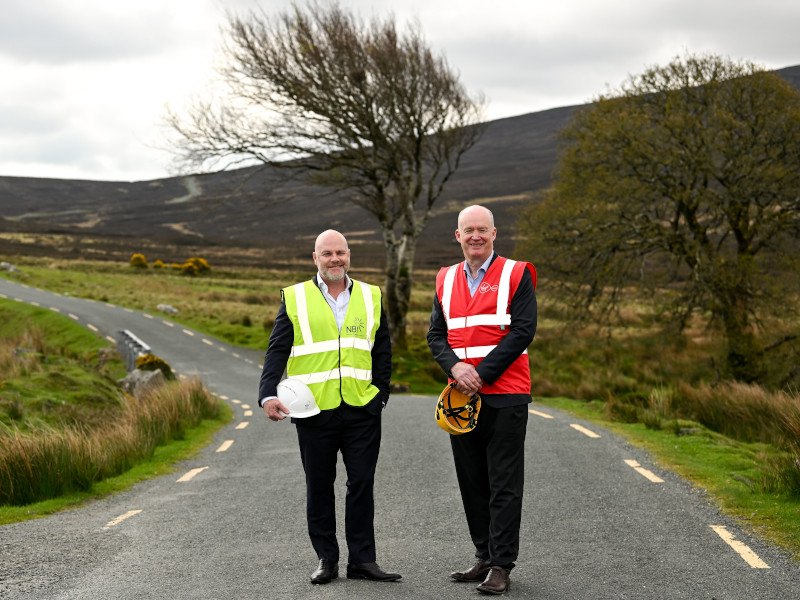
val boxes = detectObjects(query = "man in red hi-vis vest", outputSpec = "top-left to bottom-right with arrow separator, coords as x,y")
427,204 -> 537,595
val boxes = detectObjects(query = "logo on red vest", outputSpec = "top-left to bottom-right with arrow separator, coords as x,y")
478,282 -> 498,294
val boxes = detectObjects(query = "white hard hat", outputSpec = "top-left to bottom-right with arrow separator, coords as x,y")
276,378 -> 321,418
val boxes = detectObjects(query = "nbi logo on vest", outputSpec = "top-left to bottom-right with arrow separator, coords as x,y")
345,317 -> 366,335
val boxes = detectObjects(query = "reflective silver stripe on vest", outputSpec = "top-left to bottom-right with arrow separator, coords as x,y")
289,367 -> 373,385
294,283 -> 314,344
497,259 -> 516,316
359,281 -> 375,349
444,259 -> 517,330
441,264 -> 458,320
454,346 -> 529,359
447,313 -> 512,330
290,337 -> 372,357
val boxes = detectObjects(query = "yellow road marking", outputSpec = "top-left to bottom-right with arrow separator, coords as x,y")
0,293 -> 6,298
202,339 -> 213,346
232,353 -> 240,358
177,467 -> 209,482
182,329 -> 195,336
710,525 -> 770,569
30,301 -> 40,307
143,313 -> 154,319
624,459 -> 664,483
216,440 -> 235,453
87,324 -> 98,332
218,346 -> 227,352
235,422 -> 249,430
106,336 -> 116,344
103,509 -> 142,530
50,306 -> 61,313
570,423 -> 600,438
68,313 -> 80,321
241,404 -> 251,410
243,410 -> 253,417
162,320 -> 174,327
529,408 -> 554,419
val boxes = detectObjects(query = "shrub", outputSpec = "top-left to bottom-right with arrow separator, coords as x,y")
605,398 -> 639,423
152,259 -> 165,269
129,253 -> 148,269
135,353 -> 174,380
180,262 -> 198,277
186,257 -> 211,273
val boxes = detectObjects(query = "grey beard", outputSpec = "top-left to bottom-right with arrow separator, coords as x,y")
323,268 -> 346,281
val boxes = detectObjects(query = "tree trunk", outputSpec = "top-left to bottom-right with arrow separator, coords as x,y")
382,234 -> 416,350
720,292 -> 760,382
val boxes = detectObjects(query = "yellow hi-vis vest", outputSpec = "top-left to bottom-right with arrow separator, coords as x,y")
283,279 -> 382,410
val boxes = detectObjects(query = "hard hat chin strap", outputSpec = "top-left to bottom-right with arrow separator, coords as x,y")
441,386 -> 480,430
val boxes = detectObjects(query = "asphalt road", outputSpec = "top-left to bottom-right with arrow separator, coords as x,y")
1,277 -> 799,599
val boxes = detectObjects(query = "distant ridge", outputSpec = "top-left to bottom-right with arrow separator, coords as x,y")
1,64 -> 798,269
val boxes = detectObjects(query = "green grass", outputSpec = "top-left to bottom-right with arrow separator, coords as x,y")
0,405 -> 231,524
0,297 -> 232,517
1,257 -> 299,351
538,396 -> 800,561
0,299 -> 128,430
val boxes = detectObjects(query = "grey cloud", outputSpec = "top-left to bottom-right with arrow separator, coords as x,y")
0,0 -> 202,65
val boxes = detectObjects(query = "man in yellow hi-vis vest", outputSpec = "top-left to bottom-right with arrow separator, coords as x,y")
258,229 -> 400,585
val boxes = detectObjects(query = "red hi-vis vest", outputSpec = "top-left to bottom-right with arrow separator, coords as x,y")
436,256 -> 537,395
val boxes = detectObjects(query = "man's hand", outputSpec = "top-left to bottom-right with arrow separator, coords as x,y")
263,397 -> 290,421
450,362 -> 483,396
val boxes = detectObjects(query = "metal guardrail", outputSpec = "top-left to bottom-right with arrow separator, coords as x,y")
117,329 -> 152,371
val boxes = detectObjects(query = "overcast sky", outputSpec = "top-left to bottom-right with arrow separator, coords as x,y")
1,0 -> 798,182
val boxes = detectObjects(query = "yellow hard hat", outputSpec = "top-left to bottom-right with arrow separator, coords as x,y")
435,383 -> 481,435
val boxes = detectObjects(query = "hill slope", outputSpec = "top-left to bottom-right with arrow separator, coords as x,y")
1,64 -> 798,269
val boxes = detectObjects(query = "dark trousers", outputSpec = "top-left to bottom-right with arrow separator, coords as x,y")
296,404 -> 381,565
450,403 -> 528,569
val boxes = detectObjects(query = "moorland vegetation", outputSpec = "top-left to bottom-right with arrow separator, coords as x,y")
0,254 -> 797,559
0,298 -> 227,513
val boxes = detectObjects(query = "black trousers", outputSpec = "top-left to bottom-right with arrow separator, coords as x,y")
296,403 -> 381,565
450,403 -> 528,569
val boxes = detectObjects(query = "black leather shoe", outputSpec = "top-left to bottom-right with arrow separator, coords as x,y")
450,559 -> 491,582
310,559 -> 338,584
476,566 -> 510,595
346,562 -> 402,581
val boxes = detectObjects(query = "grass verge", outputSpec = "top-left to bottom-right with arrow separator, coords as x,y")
0,402 -> 231,525
538,396 -> 800,561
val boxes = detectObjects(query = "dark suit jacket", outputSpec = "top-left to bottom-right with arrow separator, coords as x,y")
258,275 -> 392,425
427,253 -> 537,408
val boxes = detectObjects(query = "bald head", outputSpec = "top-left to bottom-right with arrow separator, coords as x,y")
315,229 -> 348,254
457,205 -> 494,230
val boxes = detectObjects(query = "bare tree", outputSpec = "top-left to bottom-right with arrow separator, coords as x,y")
167,2 -> 484,348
